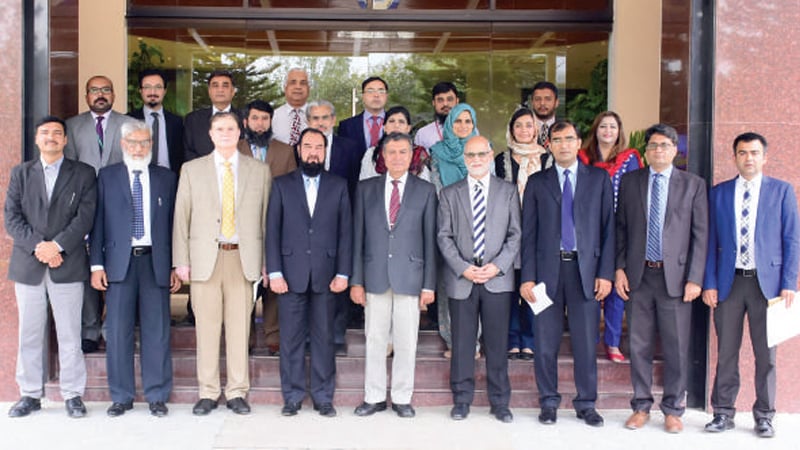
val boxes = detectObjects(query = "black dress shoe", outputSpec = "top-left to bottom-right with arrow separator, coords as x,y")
313,403 -> 337,417
391,403 -> 416,418
354,401 -> 387,416
705,414 -> 735,432
107,401 -> 133,417
538,406 -> 557,425
450,403 -> 470,420
576,408 -> 604,427
518,351 -> 534,361
755,418 -> 775,438
226,397 -> 251,415
8,396 -> 41,418
335,343 -> 348,357
490,405 -> 514,423
81,339 -> 99,353
192,398 -> 218,416
281,401 -> 302,416
65,396 -> 87,418
149,401 -> 168,417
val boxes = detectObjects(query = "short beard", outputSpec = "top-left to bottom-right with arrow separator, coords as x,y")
146,100 -> 161,109
300,160 -> 323,177
246,128 -> 272,147
435,112 -> 448,124
123,151 -> 152,172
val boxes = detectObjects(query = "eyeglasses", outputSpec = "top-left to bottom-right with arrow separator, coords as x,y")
141,84 -> 164,91
124,139 -> 152,148
645,142 -> 675,151
364,88 -> 387,95
464,151 -> 492,159
88,87 -> 113,95
550,136 -> 577,145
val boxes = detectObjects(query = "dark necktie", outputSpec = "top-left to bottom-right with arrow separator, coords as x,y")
740,181 -> 753,266
150,112 -> 160,166
95,116 -> 105,157
646,173 -> 664,261
389,179 -> 400,228
369,116 -> 382,148
561,169 -> 575,251
132,170 -> 144,240
538,122 -> 549,148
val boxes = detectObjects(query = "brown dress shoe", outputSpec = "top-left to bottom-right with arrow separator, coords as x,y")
624,411 -> 650,429
665,414 -> 683,433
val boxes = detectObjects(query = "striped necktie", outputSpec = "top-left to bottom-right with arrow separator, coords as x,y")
472,181 -> 486,261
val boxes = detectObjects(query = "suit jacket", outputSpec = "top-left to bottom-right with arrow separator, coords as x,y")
183,107 -> 242,162
128,108 -> 185,175
266,170 -> 352,293
337,112 -> 370,160
351,174 -> 437,296
172,152 -> 271,282
616,167 -> 708,298
236,138 -> 297,178
4,158 -> 97,285
438,176 -> 521,299
704,176 -> 800,301
329,135 -> 362,200
89,163 -> 177,288
521,163 -> 615,300
65,110 -> 133,173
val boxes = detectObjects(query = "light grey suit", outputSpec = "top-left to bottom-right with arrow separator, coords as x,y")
64,110 -> 132,173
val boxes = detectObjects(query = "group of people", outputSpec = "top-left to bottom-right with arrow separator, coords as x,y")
4,67 -> 797,440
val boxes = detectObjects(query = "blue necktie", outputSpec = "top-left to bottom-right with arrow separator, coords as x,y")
132,170 -> 144,239
646,173 -> 664,261
561,169 -> 575,251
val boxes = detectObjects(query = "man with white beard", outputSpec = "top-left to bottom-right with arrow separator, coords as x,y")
89,120 -> 181,417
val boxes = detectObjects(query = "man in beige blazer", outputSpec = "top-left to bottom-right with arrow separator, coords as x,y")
173,112 -> 271,416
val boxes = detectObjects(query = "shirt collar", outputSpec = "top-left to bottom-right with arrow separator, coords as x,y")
649,165 -> 674,179
737,173 -> 762,187
212,105 -> 232,115
40,156 -> 64,170
213,149 -> 238,167
143,105 -> 162,116
386,171 -> 409,186
555,160 -> 579,177
467,172 -> 491,190
90,111 -> 110,121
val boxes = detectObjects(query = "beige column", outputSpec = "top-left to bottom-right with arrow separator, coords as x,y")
78,0 -> 128,112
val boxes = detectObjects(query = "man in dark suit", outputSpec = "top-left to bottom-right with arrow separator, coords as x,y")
438,136 -> 521,423
267,128 -> 352,418
89,120 -> 181,418
183,69 -> 242,161
337,76 -> 388,159
350,132 -> 437,419
520,120 -> 614,427
128,68 -> 185,175
702,132 -> 799,438
615,123 -> 708,434
6,116 -> 96,418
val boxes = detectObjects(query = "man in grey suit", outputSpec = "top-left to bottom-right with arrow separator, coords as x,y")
615,123 -> 708,434
350,132 -> 437,418
64,75 -> 133,353
438,136 -> 521,423
5,116 -> 97,418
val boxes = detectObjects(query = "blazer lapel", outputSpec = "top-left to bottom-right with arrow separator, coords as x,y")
206,155 -> 221,213
29,162 -> 48,207
295,170 -> 312,220
664,169 -> 684,230
574,163 -> 589,206
49,160 -> 75,207
544,167 -> 561,204
637,169 -> 649,219
148,166 -> 160,227
236,157 -> 251,209
458,178 -> 474,232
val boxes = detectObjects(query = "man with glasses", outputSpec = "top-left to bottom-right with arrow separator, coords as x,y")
338,76 -> 389,159
519,120 -> 614,428
437,135 -> 521,423
615,123 -> 708,433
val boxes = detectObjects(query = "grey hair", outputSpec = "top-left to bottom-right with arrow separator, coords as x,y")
284,67 -> 311,87
120,119 -> 151,139
306,100 -> 336,119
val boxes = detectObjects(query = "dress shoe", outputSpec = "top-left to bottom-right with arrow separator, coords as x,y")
354,401 -> 387,416
226,397 -> 251,415
490,405 -> 513,423
335,343 -> 348,357
192,398 -> 218,416
8,396 -> 41,418
149,401 -> 168,417
314,403 -> 337,417
65,396 -> 87,418
755,418 -> 775,438
281,401 -> 302,416
605,345 -> 626,363
624,410 -> 650,430
538,407 -> 557,425
106,401 -> 133,417
507,348 -> 520,360
391,403 -> 416,418
518,350 -> 534,361
450,403 -> 470,420
704,414 -> 735,432
664,414 -> 683,433
81,339 -> 99,353
576,408 -> 604,427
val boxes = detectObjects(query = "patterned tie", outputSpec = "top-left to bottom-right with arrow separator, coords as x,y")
538,122 -> 549,148
289,108 -> 302,146
306,176 -> 318,217
389,179 -> 401,228
369,116 -> 382,148
472,181 -> 486,261
221,161 -> 235,239
150,112 -> 161,167
646,173 -> 664,261
561,169 -> 575,251
132,170 -> 144,240
95,116 -> 105,157
740,180 -> 753,266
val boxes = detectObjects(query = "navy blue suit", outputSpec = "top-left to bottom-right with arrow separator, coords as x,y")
337,112 -> 369,161
520,162 -> 614,412
328,135 -> 363,202
266,169 -> 352,405
90,163 -> 177,404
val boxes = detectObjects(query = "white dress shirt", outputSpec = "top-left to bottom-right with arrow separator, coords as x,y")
272,103 -> 308,145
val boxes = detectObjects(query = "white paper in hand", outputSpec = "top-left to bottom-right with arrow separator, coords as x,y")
526,282 -> 553,315
767,294 -> 800,347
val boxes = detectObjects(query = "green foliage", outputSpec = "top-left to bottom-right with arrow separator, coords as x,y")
628,129 -> 647,164
127,40 -> 166,111
567,59 -> 608,137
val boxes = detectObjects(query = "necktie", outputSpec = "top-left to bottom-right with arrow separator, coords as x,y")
132,170 -> 144,240
306,176 -> 318,217
389,179 -> 401,228
150,112 -> 160,166
369,116 -> 382,148
472,181 -> 486,261
561,169 -> 575,251
740,181 -> 753,266
289,108 -> 302,146
221,161 -> 235,239
538,122 -> 549,148
96,116 -> 105,157
646,173 -> 664,261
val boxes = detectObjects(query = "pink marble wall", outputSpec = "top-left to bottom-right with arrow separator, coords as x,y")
711,2 -> 800,412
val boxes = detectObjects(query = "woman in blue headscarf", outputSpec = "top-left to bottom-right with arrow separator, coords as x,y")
430,103 -> 478,193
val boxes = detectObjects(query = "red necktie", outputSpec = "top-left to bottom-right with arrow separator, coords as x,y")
369,116 -> 382,148
389,179 -> 400,228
